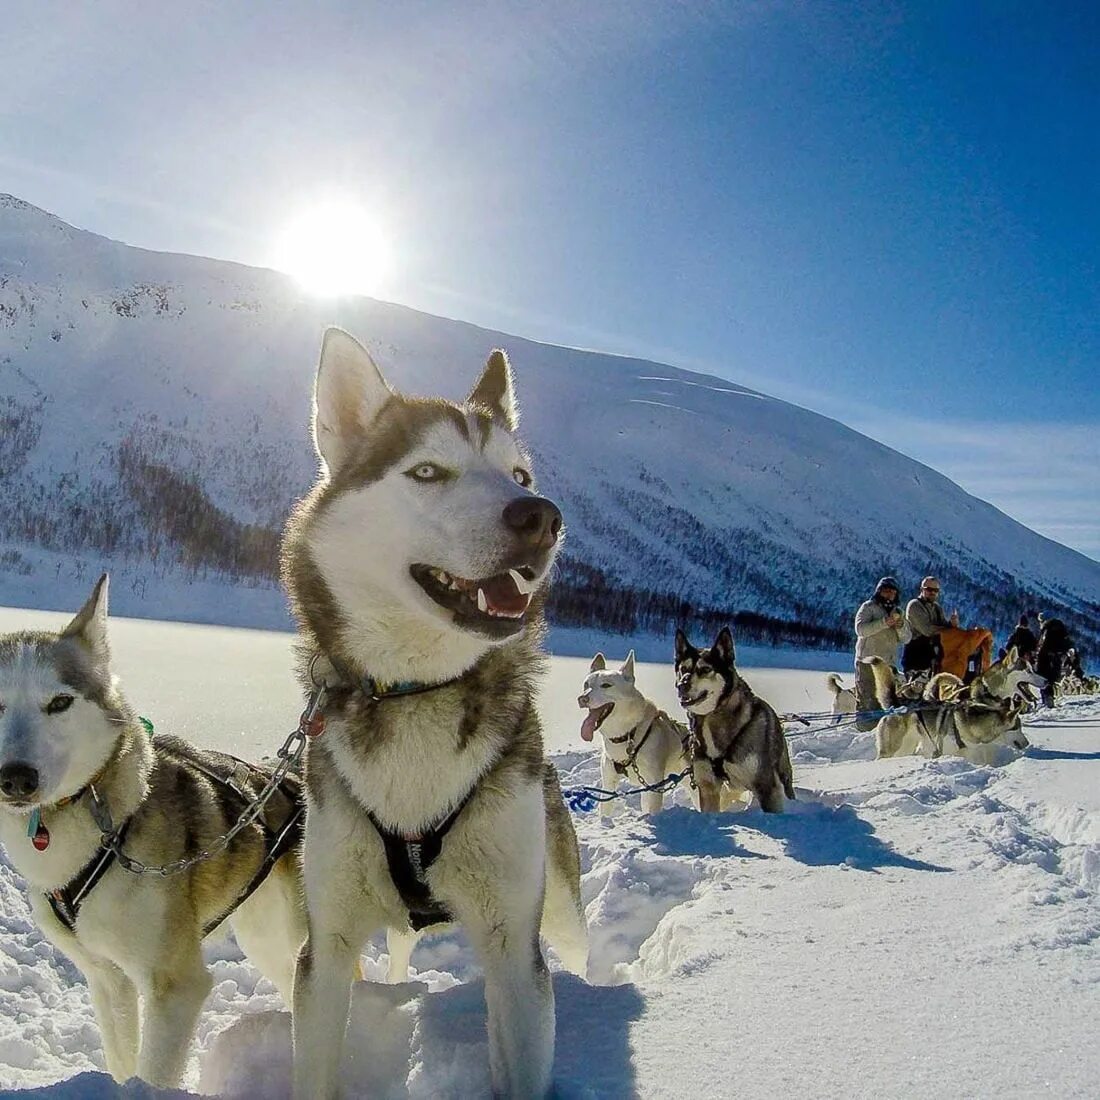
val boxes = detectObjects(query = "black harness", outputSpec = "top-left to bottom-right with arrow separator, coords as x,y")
45,758 -> 304,937
606,709 -> 662,780
365,794 -> 475,932
312,657 -> 482,933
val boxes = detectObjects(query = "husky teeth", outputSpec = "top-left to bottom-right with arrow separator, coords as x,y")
509,568 -> 535,595
477,588 -> 488,613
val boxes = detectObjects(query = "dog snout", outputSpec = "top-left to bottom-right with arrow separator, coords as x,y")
0,762 -> 39,801
503,496 -> 562,550
577,692 -> 590,708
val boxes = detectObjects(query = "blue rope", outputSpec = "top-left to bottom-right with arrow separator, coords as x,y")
562,771 -> 692,813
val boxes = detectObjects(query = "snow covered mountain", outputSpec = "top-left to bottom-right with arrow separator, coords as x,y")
1,193 -> 1098,653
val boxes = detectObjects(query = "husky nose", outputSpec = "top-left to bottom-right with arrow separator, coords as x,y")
0,762 -> 39,800
503,496 -> 562,548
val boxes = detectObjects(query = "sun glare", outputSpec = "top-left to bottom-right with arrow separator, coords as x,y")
273,200 -> 390,297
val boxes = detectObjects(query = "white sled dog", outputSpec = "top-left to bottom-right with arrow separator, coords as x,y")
577,651 -> 691,816
825,673 -> 857,716
283,329 -> 587,1100
0,577 -> 306,1089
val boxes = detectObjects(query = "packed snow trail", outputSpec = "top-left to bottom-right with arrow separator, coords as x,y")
0,663 -> 1096,1096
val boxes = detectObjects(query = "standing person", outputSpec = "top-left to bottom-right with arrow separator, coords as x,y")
1035,616 -> 1072,707
1003,613 -> 1038,662
854,577 -> 911,730
902,576 -> 959,675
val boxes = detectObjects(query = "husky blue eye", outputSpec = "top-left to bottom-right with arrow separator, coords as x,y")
513,467 -> 532,487
406,463 -> 450,483
45,694 -> 74,715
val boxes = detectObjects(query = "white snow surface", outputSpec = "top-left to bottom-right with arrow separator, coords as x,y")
0,607 -> 1097,1098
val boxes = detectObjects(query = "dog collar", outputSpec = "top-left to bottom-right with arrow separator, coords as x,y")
309,652 -> 466,704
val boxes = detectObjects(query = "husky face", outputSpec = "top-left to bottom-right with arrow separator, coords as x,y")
0,576 -> 124,813
674,627 -> 736,716
286,330 -> 563,682
956,697 -> 1027,748
577,651 -> 642,741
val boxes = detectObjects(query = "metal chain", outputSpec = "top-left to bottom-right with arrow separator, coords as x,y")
88,687 -> 326,878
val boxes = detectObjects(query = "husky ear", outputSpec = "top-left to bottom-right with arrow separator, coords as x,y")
621,650 -> 636,681
674,629 -> 691,662
713,626 -> 735,665
589,652 -> 606,672
312,328 -> 394,474
467,349 -> 518,431
61,574 -> 110,655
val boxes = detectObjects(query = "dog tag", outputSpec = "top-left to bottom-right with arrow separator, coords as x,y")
27,808 -> 50,851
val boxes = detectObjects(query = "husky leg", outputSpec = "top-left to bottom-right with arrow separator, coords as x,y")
694,761 -> 722,813
292,809 -> 382,1100
757,780 -> 786,814
134,952 -> 212,1088
640,784 -> 664,815
441,784 -> 554,1098
385,926 -> 419,982
84,958 -> 139,1082
230,857 -> 307,1006
599,753 -> 619,819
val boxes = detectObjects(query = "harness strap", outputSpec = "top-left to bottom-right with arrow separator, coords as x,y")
201,784 -> 305,937
46,760 -> 303,937
366,792 -> 475,932
48,818 -> 132,934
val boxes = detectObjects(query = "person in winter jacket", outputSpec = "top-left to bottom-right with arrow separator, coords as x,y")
1035,616 -> 1072,707
1002,613 -> 1038,662
853,576 -> 911,730
902,576 -> 959,674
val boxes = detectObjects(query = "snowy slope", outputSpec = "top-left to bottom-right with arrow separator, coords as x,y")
0,609 -> 1096,1097
2,193 -> 1099,653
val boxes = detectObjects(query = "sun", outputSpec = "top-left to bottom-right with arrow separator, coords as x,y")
273,200 -> 390,297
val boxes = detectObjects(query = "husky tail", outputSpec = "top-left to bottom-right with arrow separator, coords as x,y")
825,672 -> 845,698
862,656 -> 897,710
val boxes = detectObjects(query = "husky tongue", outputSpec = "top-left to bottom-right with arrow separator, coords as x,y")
580,711 -> 598,742
480,572 -> 530,616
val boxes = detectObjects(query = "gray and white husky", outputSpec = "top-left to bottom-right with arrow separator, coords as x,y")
866,657 -> 1029,758
674,627 -> 795,813
577,650 -> 691,817
0,577 -> 306,1089
282,329 -> 587,1100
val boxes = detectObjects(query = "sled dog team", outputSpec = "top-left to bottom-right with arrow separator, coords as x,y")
0,328 -> 1034,1097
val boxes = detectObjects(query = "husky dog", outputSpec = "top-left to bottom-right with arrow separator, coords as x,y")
867,659 -> 1028,757
825,673 -> 857,716
283,329 -> 587,1100
857,657 -> 929,709
930,646 -> 1046,707
674,627 -> 795,813
577,651 -> 691,817
0,577 -> 306,1089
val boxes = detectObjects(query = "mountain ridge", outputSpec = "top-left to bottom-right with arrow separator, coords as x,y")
1,195 -> 1097,655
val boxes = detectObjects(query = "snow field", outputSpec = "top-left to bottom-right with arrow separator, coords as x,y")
0,610 -> 1096,1096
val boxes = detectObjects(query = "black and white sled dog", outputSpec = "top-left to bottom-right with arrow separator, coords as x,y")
674,627 -> 795,813
283,329 -> 587,1100
577,651 -> 691,816
0,577 -> 306,1089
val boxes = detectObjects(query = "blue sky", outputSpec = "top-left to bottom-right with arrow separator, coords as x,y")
3,1 -> 1098,557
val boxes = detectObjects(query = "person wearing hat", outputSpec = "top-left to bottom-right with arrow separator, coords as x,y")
853,576 -> 912,730
902,576 -> 959,675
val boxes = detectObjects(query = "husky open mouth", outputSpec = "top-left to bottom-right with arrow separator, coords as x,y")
579,702 -> 614,742
679,690 -> 707,708
410,563 -> 538,638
